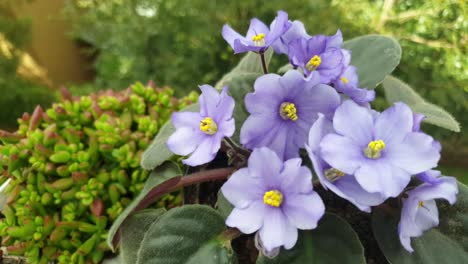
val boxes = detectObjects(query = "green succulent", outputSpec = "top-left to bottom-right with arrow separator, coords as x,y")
0,82 -> 197,264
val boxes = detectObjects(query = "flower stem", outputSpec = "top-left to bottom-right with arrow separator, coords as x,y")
223,137 -> 251,157
260,52 -> 268,74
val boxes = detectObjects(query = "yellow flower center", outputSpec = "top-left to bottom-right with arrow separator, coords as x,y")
364,140 -> 386,159
199,117 -> 218,135
263,190 -> 283,207
306,55 -> 321,71
324,168 -> 346,182
418,201 -> 425,208
340,77 -> 349,83
252,33 -> 266,47
279,102 -> 298,121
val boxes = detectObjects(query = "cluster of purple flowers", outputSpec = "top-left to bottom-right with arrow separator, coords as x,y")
166,11 -> 458,256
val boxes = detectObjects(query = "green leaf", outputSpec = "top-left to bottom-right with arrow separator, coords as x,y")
135,205 -> 237,264
372,181 -> 468,263
343,35 -> 401,89
216,190 -> 233,220
120,209 -> 166,264
107,161 -> 182,250
140,103 -> 200,170
215,48 -> 273,90
257,213 -> 365,264
277,64 -> 294,74
382,76 -> 460,132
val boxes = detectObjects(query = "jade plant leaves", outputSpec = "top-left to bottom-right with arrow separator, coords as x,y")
372,181 -> 468,263
141,103 -> 200,170
257,213 -> 365,264
343,35 -> 401,89
107,161 -> 181,250
383,76 -> 460,132
136,205 -> 237,264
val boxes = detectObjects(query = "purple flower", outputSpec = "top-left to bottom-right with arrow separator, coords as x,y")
287,30 -> 350,83
398,176 -> 458,252
166,85 -> 235,166
306,114 -> 386,212
320,100 -> 441,198
221,147 -> 325,252
332,66 -> 375,104
272,20 -> 310,55
240,70 -> 340,160
222,11 -> 290,54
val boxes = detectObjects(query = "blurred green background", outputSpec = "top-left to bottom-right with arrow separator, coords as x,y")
0,0 -> 466,180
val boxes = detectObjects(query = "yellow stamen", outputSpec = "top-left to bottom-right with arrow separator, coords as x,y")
418,201 -> 424,208
199,117 -> 218,135
364,140 -> 386,159
340,77 -> 349,83
263,190 -> 283,207
252,33 -> 266,47
279,102 -> 298,121
324,168 -> 346,182
306,55 -> 321,71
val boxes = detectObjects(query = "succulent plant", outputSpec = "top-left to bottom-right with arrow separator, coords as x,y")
0,82 -> 197,264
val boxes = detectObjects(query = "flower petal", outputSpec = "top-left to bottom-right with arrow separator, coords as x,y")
265,10 -> 289,45
198,85 -> 220,117
280,159 -> 313,194
222,24 -> 246,49
182,136 -> 220,166
213,86 -> 235,122
221,168 -> 264,209
319,133 -> 363,174
375,102 -> 413,145
246,18 -> 270,39
414,199 -> 439,232
282,192 -> 325,229
226,201 -> 266,234
171,111 -> 200,129
166,127 -> 204,156
259,207 -> 289,251
247,147 -> 282,186
332,100 -> 373,146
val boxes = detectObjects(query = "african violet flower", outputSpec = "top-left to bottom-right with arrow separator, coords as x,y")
240,70 -> 340,160
332,66 -> 375,104
306,114 -> 386,212
398,175 -> 458,252
221,147 -> 325,252
166,85 -> 235,166
287,30 -> 350,83
222,10 -> 290,54
272,20 -> 310,55
320,100 -> 440,198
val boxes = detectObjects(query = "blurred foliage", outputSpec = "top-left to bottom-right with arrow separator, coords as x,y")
0,1 -> 54,130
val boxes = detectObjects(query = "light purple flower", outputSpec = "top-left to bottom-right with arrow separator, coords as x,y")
221,147 -> 325,252
332,66 -> 375,104
306,114 -> 386,212
240,70 -> 340,160
272,20 -> 310,55
166,85 -> 235,166
287,30 -> 350,83
320,100 -> 441,198
222,11 -> 290,54
398,176 -> 458,252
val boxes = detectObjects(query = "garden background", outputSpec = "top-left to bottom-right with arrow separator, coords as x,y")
1,0 -> 466,181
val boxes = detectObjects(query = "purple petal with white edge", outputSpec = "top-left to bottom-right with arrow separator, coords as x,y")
265,11 -> 289,45
222,24 -> 246,49
166,127 -> 205,156
171,111 -> 201,129
326,29 -> 343,49
386,132 -> 440,174
198,85 -> 221,117
282,192 -> 325,229
259,207 -> 290,251
247,148 -> 282,186
332,100 -> 373,146
226,201 -> 266,234
374,103 -> 413,145
246,18 -> 270,39
320,133 -> 363,174
221,168 -> 264,209
213,86 -> 235,123
412,112 -> 425,132
280,159 -> 313,194
283,221 -> 299,250
182,136 -> 220,166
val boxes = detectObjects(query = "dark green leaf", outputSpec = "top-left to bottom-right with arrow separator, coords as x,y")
107,161 -> 182,250
257,213 -> 365,264
343,35 -> 401,89
136,205 -> 237,264
120,209 -> 166,264
216,190 -> 233,220
372,181 -> 468,263
383,76 -> 460,132
141,103 -> 200,170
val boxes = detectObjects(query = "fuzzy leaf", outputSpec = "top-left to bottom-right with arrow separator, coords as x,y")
216,190 -> 233,220
257,213 -> 365,264
107,161 -> 181,250
141,103 -> 200,170
372,181 -> 468,263
135,205 -> 237,264
120,209 -> 166,264
343,35 -> 401,89
383,76 -> 460,132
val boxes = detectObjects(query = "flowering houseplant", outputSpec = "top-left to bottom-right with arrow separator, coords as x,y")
107,11 -> 466,264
